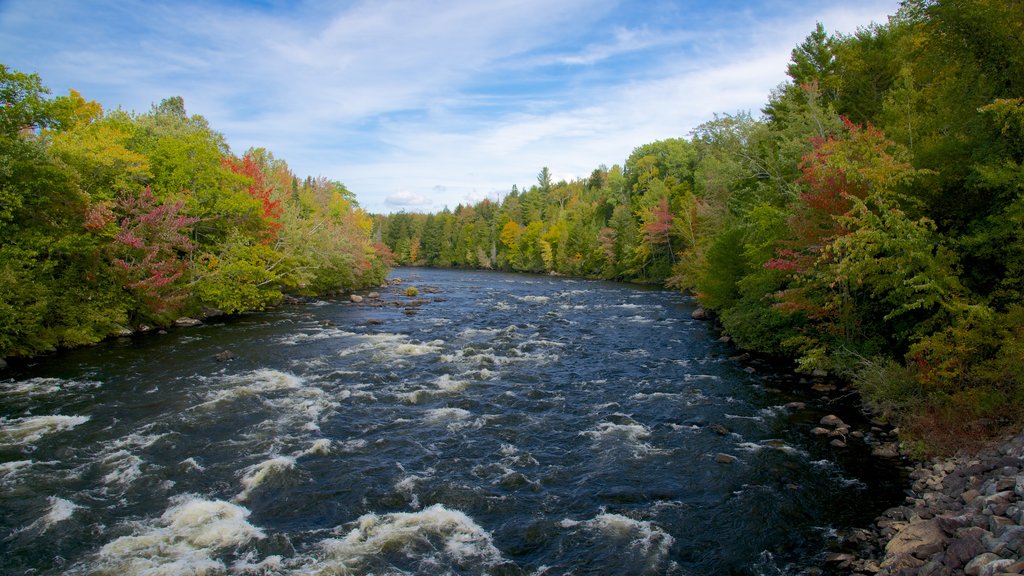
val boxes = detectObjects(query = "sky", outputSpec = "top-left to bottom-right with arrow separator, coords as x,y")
0,0 -> 900,214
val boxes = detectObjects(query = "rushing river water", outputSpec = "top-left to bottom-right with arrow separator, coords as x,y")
0,268 -> 904,575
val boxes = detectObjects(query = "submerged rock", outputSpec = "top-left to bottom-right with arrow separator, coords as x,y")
214,350 -> 236,362
714,453 -> 738,464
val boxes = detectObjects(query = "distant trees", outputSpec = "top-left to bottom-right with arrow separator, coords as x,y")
373,1 -> 1024,454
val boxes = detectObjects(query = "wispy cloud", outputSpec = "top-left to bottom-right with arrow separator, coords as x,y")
0,0 -> 900,213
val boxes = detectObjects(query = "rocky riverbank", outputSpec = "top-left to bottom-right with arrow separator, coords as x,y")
827,429 -> 1024,576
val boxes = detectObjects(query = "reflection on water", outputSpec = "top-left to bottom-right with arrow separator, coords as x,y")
0,268 -> 903,575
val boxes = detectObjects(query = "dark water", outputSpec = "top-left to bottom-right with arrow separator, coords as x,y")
0,268 -> 903,575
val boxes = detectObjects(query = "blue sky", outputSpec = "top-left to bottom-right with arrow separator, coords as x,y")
1,0 -> 900,213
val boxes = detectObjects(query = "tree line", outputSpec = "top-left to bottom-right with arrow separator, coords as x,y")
0,69 -> 390,359
373,0 -> 1024,454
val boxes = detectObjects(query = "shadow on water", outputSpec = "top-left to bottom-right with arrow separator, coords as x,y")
0,267 -> 905,575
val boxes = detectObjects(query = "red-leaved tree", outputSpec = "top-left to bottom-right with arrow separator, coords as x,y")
222,152 -> 283,241
113,187 -> 198,318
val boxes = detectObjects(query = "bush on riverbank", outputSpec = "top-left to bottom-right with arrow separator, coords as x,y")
372,1 -> 1024,455
0,66 -> 388,359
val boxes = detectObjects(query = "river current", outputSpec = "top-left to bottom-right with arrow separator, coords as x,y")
0,268 -> 903,575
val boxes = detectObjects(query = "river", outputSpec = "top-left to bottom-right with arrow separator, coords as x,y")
0,267 -> 903,575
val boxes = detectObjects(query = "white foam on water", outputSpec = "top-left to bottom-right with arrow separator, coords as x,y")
235,456 -> 297,501
195,369 -> 305,409
435,374 -> 470,392
560,512 -> 675,566
338,439 -> 368,452
581,422 -> 652,443
231,553 -> 285,574
725,414 -> 764,422
13,496 -> 81,535
39,496 -> 80,530
295,439 -> 332,457
101,450 -> 144,486
93,496 -> 265,575
499,443 -> 539,467
393,467 -> 434,510
180,457 -> 205,472
622,315 -> 654,324
393,340 -> 445,356
423,408 -> 472,424
0,414 -> 89,446
683,374 -> 721,382
459,326 -> 503,338
0,377 -> 101,398
0,459 -> 36,478
314,504 -> 504,571
277,328 -> 358,346
629,392 -> 684,401
737,439 -> 808,457
520,295 -> 549,303
401,374 -> 470,404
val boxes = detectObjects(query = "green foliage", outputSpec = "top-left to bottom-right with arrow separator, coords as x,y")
368,3 -> 1024,451
0,65 -> 388,359
404,286 -> 419,297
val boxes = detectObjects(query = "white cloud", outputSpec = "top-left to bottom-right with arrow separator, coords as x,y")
385,190 -> 434,208
0,0 -> 901,214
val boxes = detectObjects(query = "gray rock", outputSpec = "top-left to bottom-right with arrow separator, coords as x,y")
810,427 -> 831,436
820,414 -> 845,427
691,307 -> 707,320
709,424 -> 730,436
350,294 -> 364,303
784,401 -> 806,410
114,326 -> 134,337
367,292 -> 380,299
201,307 -> 225,319
873,443 -> 901,458
938,514 -> 974,536
214,350 -> 236,362
883,519 -> 945,564
174,317 -> 202,327
830,438 -> 848,448
946,533 -> 988,568
965,553 -> 1003,576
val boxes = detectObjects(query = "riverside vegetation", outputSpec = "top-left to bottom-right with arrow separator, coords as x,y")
0,67 -> 390,361
373,0 -> 1024,457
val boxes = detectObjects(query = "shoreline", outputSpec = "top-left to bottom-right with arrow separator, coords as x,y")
826,429 -> 1024,575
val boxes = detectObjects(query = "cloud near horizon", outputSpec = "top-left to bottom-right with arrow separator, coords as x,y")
0,0 -> 900,213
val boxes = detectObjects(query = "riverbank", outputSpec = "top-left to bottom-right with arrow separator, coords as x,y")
826,429 -> 1024,575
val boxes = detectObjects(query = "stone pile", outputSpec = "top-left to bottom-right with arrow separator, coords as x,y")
831,430 -> 1024,575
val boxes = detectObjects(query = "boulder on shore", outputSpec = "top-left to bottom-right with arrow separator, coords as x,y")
691,307 -> 707,320
174,317 -> 202,327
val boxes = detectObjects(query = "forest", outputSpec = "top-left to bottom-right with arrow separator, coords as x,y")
0,72 -> 390,359
372,0 -> 1024,454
